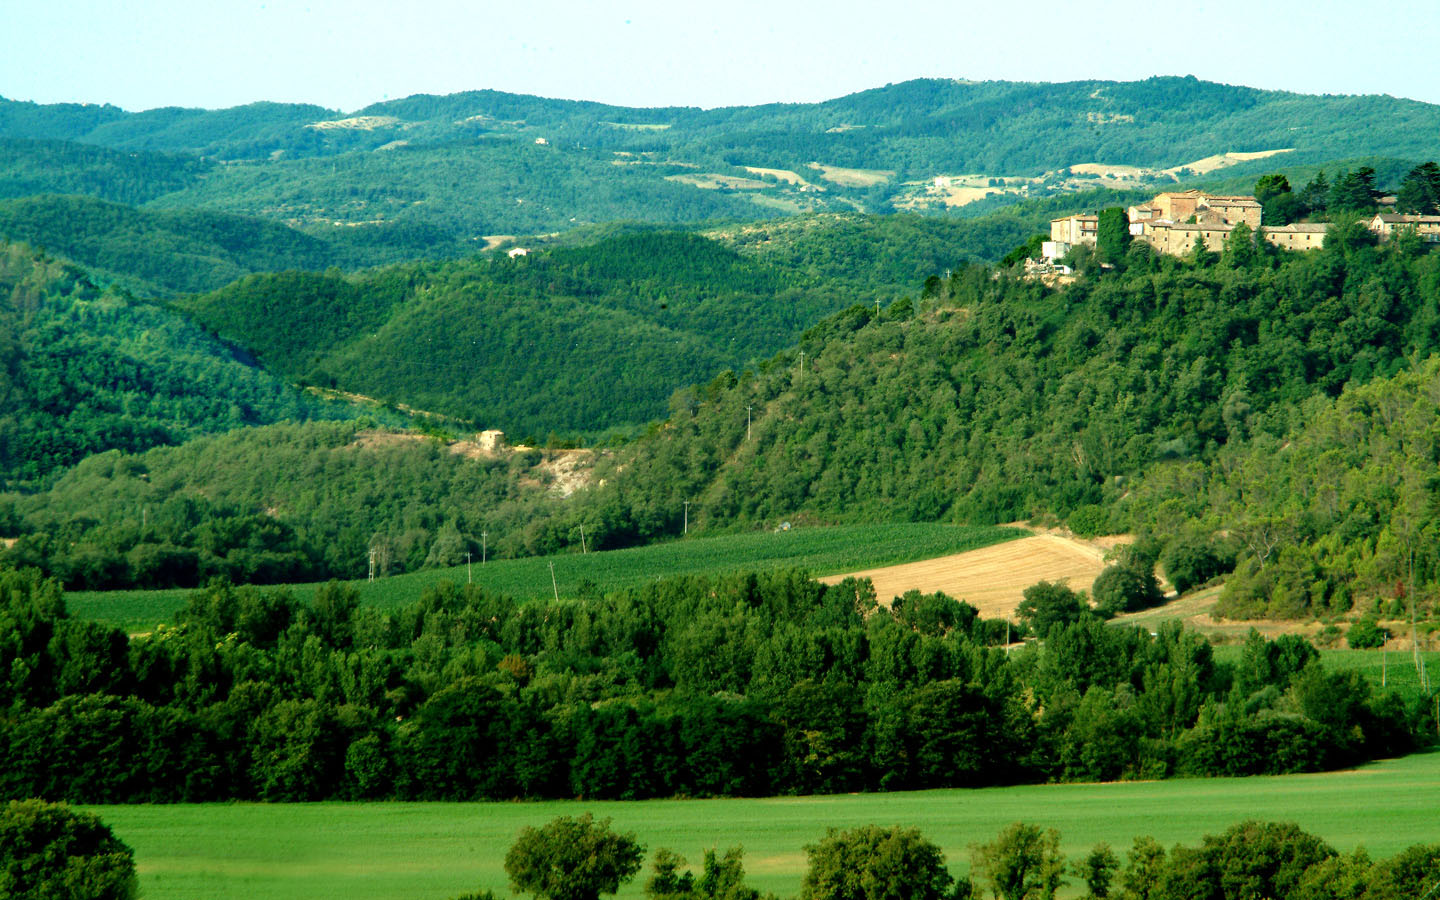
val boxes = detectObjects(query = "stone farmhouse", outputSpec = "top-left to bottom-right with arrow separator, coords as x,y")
1040,190 -> 1431,264
1371,213 -> 1440,243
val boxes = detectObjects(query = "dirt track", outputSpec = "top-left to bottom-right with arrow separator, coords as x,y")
819,533 -> 1109,619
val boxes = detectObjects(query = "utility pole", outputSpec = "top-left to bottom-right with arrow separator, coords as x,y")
874,298 -> 881,317
466,551 -> 472,584
579,524 -> 587,554
746,405 -> 752,441
482,530 -> 488,564
798,349 -> 805,378
549,561 -> 559,602
683,500 -> 690,535
368,548 -> 375,583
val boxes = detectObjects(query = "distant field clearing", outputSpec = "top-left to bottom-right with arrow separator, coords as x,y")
665,173 -> 770,190
742,166 -> 813,186
807,162 -> 894,187
821,533 -> 1107,617
1165,148 -> 1293,175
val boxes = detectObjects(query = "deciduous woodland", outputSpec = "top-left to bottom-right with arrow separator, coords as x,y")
0,567 -> 1428,803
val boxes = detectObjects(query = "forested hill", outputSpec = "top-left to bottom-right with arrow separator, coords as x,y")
4,77 -> 1440,237
0,241 -> 384,484
173,224 -> 994,439
6,78 -> 1437,170
514,229 -> 1440,621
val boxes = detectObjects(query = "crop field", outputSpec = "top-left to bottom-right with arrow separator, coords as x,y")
820,533 -> 1108,617
89,749 -> 1440,900
66,524 -> 1025,631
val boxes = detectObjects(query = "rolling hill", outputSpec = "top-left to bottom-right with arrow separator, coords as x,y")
5,77 -> 1440,238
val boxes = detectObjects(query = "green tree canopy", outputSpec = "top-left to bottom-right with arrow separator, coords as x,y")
1091,562 -> 1165,617
1017,581 -> 1091,635
505,815 -> 645,900
1096,207 -> 1132,265
800,825 -> 953,900
0,799 -> 137,900
969,822 -> 1066,900
1254,173 -> 1291,205
1396,161 -> 1440,214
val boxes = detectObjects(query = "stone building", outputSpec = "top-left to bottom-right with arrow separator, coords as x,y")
1039,187 -> 1373,264
1262,223 -> 1329,251
1370,213 -> 1440,243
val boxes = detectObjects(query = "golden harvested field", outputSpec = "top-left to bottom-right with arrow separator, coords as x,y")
1165,148 -> 1293,176
820,533 -> 1108,617
741,166 -> 813,186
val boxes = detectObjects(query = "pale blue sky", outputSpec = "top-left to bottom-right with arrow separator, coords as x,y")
6,0 -> 1440,112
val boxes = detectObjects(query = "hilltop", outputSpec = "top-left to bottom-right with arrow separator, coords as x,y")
4,77 -> 1440,244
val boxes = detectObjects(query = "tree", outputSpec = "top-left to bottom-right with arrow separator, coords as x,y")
1091,563 -> 1165,617
1328,168 -> 1379,213
1366,842 -> 1440,900
1160,534 -> 1231,595
800,825 -> 953,900
1346,618 -> 1387,649
1017,581 -> 1091,636
1254,174 -> 1291,206
1221,222 -> 1258,269
969,822 -> 1066,900
1096,208 -> 1131,265
645,847 -> 760,900
1301,171 -> 1330,214
1396,161 -> 1440,215
1071,844 -> 1118,899
0,799 -> 137,900
505,815 -> 645,900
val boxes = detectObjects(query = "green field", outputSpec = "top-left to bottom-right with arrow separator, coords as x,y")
65,524 -> 1023,631
89,749 -> 1440,900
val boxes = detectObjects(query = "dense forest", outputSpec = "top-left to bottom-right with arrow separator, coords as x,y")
0,242 -> 384,486
0,567 -> 1427,804
174,228 -> 968,438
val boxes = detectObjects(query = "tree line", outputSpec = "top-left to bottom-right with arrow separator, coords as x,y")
7,802 -> 1436,900
479,815 -> 1439,900
0,566 -> 1429,804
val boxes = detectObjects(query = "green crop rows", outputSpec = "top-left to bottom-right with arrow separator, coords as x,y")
66,524 -> 1024,631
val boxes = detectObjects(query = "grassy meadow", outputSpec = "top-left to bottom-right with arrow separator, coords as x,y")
91,749 -> 1440,900
65,523 -> 1023,631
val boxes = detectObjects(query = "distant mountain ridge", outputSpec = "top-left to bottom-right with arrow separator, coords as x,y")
2,77 -> 1438,238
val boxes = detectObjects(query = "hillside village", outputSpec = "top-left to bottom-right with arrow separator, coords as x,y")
1036,187 -> 1440,271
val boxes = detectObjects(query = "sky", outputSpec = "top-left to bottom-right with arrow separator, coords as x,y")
7,0 -> 1440,113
